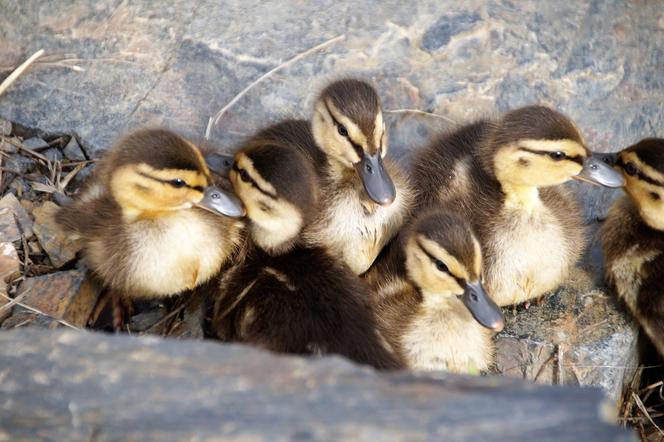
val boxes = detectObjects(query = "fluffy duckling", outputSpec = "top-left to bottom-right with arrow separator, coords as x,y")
601,138 -> 664,357
366,210 -> 504,373
56,128 -> 245,329
210,140 -> 402,370
249,79 -> 413,275
412,106 -> 623,307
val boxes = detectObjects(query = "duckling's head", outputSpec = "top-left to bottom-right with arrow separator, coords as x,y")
616,138 -> 664,230
402,210 -> 504,331
106,129 -> 243,221
485,106 -> 621,189
311,79 -> 396,206
230,142 -> 319,254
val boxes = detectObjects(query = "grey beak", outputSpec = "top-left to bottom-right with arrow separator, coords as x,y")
205,153 -> 235,177
354,152 -> 396,206
574,154 -> 625,188
195,185 -> 245,218
462,281 -> 504,331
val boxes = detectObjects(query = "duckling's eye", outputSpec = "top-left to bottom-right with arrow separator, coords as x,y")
624,162 -> 638,176
434,260 -> 449,273
170,178 -> 187,188
549,151 -> 567,161
239,169 -> 251,183
650,192 -> 660,201
337,124 -> 348,137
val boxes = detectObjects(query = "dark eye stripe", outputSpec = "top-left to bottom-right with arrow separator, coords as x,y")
616,158 -> 664,187
415,239 -> 465,287
137,171 -> 205,192
323,102 -> 364,158
518,147 -> 584,165
231,164 -> 277,198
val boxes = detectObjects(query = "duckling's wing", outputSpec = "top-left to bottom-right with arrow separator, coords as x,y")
637,254 -> 664,358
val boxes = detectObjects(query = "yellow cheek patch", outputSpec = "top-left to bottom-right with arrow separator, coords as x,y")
472,237 -> 482,279
233,153 -> 277,196
136,164 -> 209,189
417,235 -> 470,281
621,152 -> 664,185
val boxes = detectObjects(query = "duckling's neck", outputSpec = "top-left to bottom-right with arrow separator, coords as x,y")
639,207 -> 664,232
120,205 -> 191,223
500,182 -> 542,214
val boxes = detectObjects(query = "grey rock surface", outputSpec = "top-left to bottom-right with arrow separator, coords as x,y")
0,328 -> 632,441
494,269 -> 638,403
1,0 -> 662,163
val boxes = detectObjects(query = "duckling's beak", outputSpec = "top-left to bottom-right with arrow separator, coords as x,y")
205,153 -> 235,177
461,281 -> 504,332
573,154 -> 624,188
354,151 -> 396,206
195,185 -> 246,218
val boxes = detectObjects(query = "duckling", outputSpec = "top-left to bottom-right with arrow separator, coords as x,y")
601,138 -> 664,357
412,105 -> 623,307
365,209 -> 503,373
210,140 -> 402,370
55,128 -> 245,329
248,79 -> 413,275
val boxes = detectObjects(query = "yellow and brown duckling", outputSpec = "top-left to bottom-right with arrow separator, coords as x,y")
365,210 -> 504,373
56,128 -> 245,329
601,138 -> 664,357
210,140 -> 403,370
412,105 -> 623,307
246,79 -> 413,275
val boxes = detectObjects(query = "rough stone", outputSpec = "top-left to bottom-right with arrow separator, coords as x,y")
0,208 -> 20,243
21,137 -> 48,151
0,328 -> 632,441
0,118 -> 11,136
62,136 -> 86,161
0,242 -> 20,283
0,137 -> 17,154
0,193 -> 33,239
32,201 -> 81,267
13,270 -> 98,328
494,269 -> 638,403
41,147 -> 63,163
0,0 -> 660,189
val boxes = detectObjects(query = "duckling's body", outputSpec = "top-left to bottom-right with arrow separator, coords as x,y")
56,129 -> 245,304
210,141 -> 402,369
601,139 -> 664,357
248,80 -> 413,275
412,107 -> 620,306
366,210 -> 503,372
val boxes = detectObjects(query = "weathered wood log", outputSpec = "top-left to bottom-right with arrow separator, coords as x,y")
0,329 -> 632,441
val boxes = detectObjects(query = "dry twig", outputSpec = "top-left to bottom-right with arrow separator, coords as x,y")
385,108 -> 457,124
0,49 -> 45,96
205,35 -> 345,139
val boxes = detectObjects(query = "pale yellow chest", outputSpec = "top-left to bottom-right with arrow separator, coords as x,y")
401,301 -> 493,373
484,204 -> 576,306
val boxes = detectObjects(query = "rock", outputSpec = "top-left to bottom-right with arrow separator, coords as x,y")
420,12 -> 482,52
0,283 -> 11,325
42,147 -> 63,163
0,118 -> 11,136
0,137 -> 18,154
3,154 -> 34,175
11,270 -> 99,327
0,208 -> 21,243
0,328 -> 631,441
0,1 -> 660,200
129,310 -> 164,332
494,269 -> 638,403
32,201 -> 81,267
62,136 -> 86,161
0,193 -> 34,238
0,242 -> 20,283
21,137 -> 48,151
